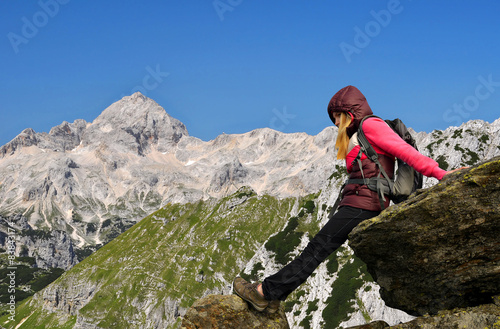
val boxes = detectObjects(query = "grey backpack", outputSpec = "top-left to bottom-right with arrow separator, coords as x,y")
352,115 -> 423,209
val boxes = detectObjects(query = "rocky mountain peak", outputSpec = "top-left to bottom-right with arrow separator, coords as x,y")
93,92 -> 159,125
85,92 -> 188,154
0,93 -> 188,158
0,128 -> 39,157
128,91 -> 148,102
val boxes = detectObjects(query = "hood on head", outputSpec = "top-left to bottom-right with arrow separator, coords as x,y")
327,85 -> 373,137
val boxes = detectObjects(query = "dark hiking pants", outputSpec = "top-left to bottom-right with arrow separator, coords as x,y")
261,206 -> 380,301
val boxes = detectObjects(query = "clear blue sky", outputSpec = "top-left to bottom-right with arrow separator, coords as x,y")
1,1 -> 499,146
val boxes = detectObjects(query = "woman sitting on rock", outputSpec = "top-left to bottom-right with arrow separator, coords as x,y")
233,85 -> 465,313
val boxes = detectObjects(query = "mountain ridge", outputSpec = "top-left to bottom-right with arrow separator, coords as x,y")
0,93 -> 499,257
0,93 -> 340,250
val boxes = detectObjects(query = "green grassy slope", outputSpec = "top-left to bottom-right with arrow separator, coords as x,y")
2,186 -> 375,329
2,188 -> 305,328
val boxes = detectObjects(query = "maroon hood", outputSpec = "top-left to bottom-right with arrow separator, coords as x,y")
327,85 -> 373,137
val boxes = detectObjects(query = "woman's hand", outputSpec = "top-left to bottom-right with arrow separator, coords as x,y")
445,166 -> 469,176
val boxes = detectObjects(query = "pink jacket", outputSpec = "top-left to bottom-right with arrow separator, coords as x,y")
346,117 -> 447,180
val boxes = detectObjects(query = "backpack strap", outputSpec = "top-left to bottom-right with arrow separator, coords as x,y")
327,181 -> 346,219
353,116 -> 394,210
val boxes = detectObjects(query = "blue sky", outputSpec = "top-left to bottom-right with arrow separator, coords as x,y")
1,1 -> 499,146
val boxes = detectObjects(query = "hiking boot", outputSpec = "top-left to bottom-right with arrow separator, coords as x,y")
266,299 -> 281,314
233,277 -> 268,312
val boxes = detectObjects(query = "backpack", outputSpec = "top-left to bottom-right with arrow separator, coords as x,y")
355,115 -> 423,209
328,115 -> 423,216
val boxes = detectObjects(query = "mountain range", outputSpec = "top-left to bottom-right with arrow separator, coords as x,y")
0,93 -> 338,252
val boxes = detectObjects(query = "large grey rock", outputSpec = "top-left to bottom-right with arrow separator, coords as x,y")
349,156 -> 500,316
349,297 -> 500,329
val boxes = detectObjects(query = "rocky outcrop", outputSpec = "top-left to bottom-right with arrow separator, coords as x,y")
0,214 -> 77,270
37,276 -> 101,316
392,301 -> 500,328
181,294 -> 289,329
349,157 -> 500,318
348,298 -> 500,329
0,128 -> 40,157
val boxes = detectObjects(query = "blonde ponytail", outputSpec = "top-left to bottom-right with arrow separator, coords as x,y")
335,112 -> 352,160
